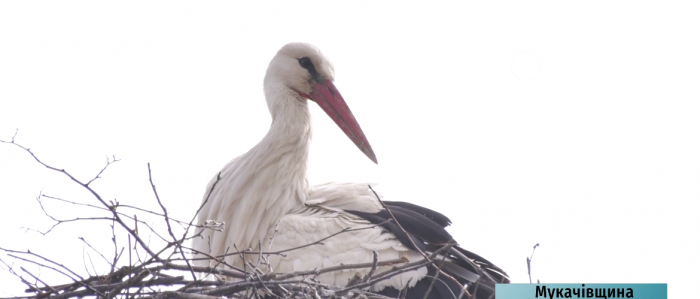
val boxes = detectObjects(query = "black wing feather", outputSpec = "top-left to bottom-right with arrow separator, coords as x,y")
345,199 -> 510,299
382,205 -> 454,244
383,200 -> 452,227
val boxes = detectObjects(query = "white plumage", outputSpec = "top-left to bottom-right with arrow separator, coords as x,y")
192,43 -> 507,298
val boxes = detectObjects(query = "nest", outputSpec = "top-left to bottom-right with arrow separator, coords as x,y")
0,133 -> 493,299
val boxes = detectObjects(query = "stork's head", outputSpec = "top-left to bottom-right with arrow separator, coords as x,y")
265,43 -> 377,164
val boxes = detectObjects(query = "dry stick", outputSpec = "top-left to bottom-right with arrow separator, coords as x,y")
0,258 -> 40,294
104,177 -> 224,278
202,247 -> 237,285
132,236 -> 173,299
127,270 -> 155,299
1,251 -> 105,297
235,244 -> 280,298
254,241 -> 265,273
448,248 -> 498,284
180,245 -> 243,273
422,248 -> 450,299
176,224 -> 390,294
274,257 -> 407,281
253,272 -> 279,298
199,279 -> 326,296
39,263 -> 126,294
3,248 -> 88,282
160,171 -> 225,287
19,266 -> 56,294
367,185 -> 471,299
225,222 -> 389,258
233,244 -> 278,299
148,163 -> 198,282
174,266 -> 404,294
173,223 -> 387,268
185,172 -> 223,236
29,192 -> 114,236
234,244 -> 250,280
86,155 -> 120,186
127,234 -> 133,299
116,203 -> 207,229
80,246 -> 94,278
35,277 -> 189,299
335,244 -> 453,296
362,251 -> 380,283
338,256 -> 434,295
147,263 -> 246,280
0,139 -> 180,298
399,277 -> 413,299
23,215 -> 114,236
109,219 -> 119,276
39,279 -> 338,299
42,194 -> 171,243
106,269 -> 150,299
470,280 -> 481,299
527,243 -> 539,284
155,292 -> 224,299
0,139 -> 161,261
255,251 -> 282,299
78,237 -> 112,266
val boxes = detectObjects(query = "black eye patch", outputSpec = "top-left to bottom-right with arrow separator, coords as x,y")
298,57 -> 320,82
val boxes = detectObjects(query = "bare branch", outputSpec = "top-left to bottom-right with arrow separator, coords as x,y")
148,163 -> 198,282
86,155 -> 120,186
78,236 -> 112,266
0,258 -> 40,293
1,249 -> 106,297
20,266 -> 56,294
361,251 -> 379,284
274,257 -> 407,281
527,242 -> 540,284
0,139 -> 160,260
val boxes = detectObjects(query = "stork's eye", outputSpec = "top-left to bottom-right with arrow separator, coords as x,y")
297,57 -> 319,81
298,57 -> 313,69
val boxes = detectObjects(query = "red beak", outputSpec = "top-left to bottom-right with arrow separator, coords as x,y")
301,81 -> 377,164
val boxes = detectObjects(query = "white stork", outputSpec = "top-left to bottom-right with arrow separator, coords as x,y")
192,43 -> 509,299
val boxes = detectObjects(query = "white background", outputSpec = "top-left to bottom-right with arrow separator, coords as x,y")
1,1 -> 698,297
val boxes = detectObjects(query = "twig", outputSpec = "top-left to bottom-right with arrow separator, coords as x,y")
20,266 -> 56,294
0,139 -> 160,260
0,258 -> 40,293
25,192 -> 113,236
78,236 -> 112,266
361,251 -> 379,283
148,163 -> 198,282
527,243 -> 539,284
40,194 -> 172,242
86,155 -> 120,186
1,250 -> 106,297
422,247 -> 450,299
106,269 -> 149,298
186,172 -> 223,236
230,222 -> 388,257
337,243 -> 453,296
274,257 -> 407,281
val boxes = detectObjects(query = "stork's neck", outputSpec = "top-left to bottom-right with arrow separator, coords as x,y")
206,84 -> 312,262
250,82 -> 312,206
254,83 -> 313,193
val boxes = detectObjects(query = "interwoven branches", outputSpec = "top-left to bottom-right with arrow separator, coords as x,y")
1,133 -> 480,299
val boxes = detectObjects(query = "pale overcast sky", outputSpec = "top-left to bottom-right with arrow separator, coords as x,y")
1,1 -> 698,297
